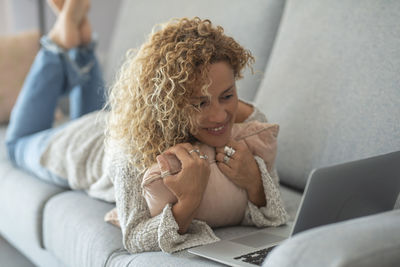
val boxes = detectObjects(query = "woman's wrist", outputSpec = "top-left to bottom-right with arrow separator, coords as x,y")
179,193 -> 203,208
246,177 -> 266,207
172,198 -> 200,234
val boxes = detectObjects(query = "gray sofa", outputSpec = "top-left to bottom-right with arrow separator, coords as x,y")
1,0 -> 400,266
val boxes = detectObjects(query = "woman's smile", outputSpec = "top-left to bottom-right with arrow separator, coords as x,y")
191,61 -> 238,147
204,122 -> 229,135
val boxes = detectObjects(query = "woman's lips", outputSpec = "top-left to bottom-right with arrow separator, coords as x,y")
204,124 -> 228,135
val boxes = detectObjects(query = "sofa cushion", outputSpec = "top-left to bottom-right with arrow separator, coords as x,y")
44,190 -> 296,266
105,224 -> 272,267
0,127 -> 8,162
263,209 -> 400,267
42,191 -> 123,267
106,0 -> 286,102
106,250 -> 223,267
0,234 -> 35,267
279,186 -> 302,221
256,0 -> 400,190
0,127 -> 66,267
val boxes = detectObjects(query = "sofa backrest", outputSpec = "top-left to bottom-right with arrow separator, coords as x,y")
105,0 -> 286,102
256,0 -> 400,190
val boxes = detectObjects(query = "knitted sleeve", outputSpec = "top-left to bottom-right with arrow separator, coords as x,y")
240,156 -> 289,227
240,105 -> 289,226
111,155 -> 219,254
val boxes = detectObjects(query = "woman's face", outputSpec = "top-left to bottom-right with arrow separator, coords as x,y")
190,61 -> 238,147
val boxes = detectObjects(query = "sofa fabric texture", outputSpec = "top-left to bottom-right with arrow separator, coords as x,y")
264,209 -> 400,267
0,235 -> 35,267
106,0 -> 286,102
0,127 -> 65,267
43,191 -> 124,267
256,0 -> 400,190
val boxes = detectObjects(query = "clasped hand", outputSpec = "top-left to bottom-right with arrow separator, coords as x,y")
160,139 -> 264,210
159,143 -> 211,208
215,139 -> 262,193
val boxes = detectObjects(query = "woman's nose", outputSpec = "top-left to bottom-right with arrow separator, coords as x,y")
206,104 -> 227,123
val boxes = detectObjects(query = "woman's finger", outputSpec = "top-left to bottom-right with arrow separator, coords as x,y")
167,145 -> 192,161
216,140 -> 239,158
217,161 -> 234,177
215,141 -> 234,154
167,143 -> 201,158
216,152 -> 231,166
188,147 -> 201,159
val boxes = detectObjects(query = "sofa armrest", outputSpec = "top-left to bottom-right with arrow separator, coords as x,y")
263,209 -> 400,267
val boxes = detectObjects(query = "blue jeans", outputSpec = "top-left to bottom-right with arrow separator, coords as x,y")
5,36 -> 105,188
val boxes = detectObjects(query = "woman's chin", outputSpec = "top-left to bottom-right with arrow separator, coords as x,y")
197,135 -> 230,148
194,128 -> 232,148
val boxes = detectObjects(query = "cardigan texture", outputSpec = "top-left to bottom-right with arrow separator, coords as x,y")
40,105 -> 288,253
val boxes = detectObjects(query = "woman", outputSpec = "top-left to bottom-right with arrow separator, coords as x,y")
5,0 -> 288,253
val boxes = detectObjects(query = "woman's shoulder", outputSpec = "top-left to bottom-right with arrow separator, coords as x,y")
237,99 -> 268,123
235,100 -> 254,123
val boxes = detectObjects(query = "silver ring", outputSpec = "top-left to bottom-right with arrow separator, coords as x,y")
224,146 -> 236,157
199,154 -> 208,160
223,155 -> 230,164
161,170 -> 172,178
189,149 -> 200,155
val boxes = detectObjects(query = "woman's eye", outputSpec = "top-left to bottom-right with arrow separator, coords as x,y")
199,101 -> 207,107
222,94 -> 233,100
192,101 -> 207,109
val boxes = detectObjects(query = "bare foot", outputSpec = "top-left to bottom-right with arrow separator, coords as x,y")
48,0 -> 92,46
47,0 -> 64,14
48,0 -> 90,49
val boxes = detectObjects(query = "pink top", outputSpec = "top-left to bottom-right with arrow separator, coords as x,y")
142,121 -> 279,227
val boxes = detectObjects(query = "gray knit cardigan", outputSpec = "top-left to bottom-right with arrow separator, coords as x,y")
40,106 -> 288,253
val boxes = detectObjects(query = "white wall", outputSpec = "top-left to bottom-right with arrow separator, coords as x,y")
2,0 -> 122,62
0,0 -> 12,35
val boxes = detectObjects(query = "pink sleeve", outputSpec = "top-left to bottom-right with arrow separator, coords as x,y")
232,121 -> 279,172
141,155 -> 179,217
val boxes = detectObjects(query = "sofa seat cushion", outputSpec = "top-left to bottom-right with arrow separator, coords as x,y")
105,224 -> 276,267
43,191 -> 223,266
0,126 -> 64,243
106,249 -> 223,266
43,188 -> 301,267
0,234 -> 35,267
0,126 -> 67,266
0,164 -> 65,247
43,191 -> 123,267
0,126 -> 9,162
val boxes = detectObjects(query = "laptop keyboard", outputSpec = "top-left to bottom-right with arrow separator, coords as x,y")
233,245 -> 277,266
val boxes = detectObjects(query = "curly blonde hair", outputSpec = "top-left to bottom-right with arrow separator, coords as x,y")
105,17 -> 254,171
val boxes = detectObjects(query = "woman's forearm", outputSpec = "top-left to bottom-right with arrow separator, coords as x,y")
172,198 -> 201,234
246,177 -> 266,207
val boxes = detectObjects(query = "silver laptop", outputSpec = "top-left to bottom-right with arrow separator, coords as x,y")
189,151 -> 400,266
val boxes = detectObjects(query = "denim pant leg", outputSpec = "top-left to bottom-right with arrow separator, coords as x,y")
5,36 -> 104,187
66,41 -> 106,119
12,126 -> 70,187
